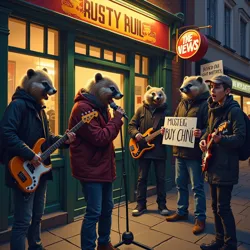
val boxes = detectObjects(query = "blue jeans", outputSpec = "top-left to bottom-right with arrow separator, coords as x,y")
10,178 -> 47,250
81,182 -> 113,250
175,157 -> 206,221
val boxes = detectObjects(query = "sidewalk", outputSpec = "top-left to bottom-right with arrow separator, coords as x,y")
1,161 -> 250,250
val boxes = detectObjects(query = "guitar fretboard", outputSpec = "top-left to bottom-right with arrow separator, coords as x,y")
145,129 -> 161,142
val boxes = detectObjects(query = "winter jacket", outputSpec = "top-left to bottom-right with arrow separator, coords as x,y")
1,87 -> 63,188
201,95 -> 246,185
68,89 -> 123,183
173,91 -> 209,160
128,102 -> 168,160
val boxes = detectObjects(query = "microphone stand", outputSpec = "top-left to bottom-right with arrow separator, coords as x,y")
114,125 -> 152,250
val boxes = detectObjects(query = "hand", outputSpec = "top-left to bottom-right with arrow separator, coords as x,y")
160,126 -> 165,135
65,129 -> 76,144
135,133 -> 143,142
113,107 -> 125,119
30,154 -> 42,167
199,140 -> 207,152
212,132 -> 222,144
193,129 -> 202,138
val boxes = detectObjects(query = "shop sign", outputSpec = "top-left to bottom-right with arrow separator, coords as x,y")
176,29 -> 208,61
24,0 -> 170,50
200,60 -> 223,81
232,78 -> 250,94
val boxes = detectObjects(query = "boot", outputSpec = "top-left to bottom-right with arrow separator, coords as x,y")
200,240 -> 224,250
166,212 -> 188,222
193,219 -> 206,235
97,242 -> 118,250
132,204 -> 147,216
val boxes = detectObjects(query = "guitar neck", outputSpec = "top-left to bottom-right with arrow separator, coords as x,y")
40,120 -> 84,162
145,129 -> 161,142
206,128 -> 218,150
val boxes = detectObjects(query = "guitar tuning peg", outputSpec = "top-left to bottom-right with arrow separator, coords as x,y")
88,111 -> 90,113
85,112 -> 87,115
92,109 -> 94,111
81,113 -> 84,116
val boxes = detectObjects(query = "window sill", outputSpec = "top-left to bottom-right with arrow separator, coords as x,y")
240,55 -> 250,62
223,45 -> 236,53
206,35 -> 221,45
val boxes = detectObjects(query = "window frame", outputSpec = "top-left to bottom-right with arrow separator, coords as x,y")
207,0 -> 217,38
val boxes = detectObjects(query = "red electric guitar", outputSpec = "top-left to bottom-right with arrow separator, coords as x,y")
202,121 -> 230,172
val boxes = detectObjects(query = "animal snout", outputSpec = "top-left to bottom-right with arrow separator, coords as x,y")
156,97 -> 160,100
47,88 -> 57,95
180,87 -> 188,93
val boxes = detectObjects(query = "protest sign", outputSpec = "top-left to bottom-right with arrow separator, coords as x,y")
200,60 -> 223,81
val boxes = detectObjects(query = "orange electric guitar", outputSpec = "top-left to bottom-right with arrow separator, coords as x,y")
129,127 -> 162,159
202,121 -> 230,172
9,110 -> 98,193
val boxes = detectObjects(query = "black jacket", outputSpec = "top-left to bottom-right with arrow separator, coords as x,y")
1,87 -> 64,188
173,91 -> 210,160
201,95 -> 246,185
128,102 -> 168,160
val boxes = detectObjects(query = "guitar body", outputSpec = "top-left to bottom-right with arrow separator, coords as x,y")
129,128 -> 155,159
8,138 -> 52,193
202,134 -> 212,172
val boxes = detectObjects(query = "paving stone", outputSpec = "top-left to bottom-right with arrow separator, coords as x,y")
238,243 -> 250,250
240,207 -> 250,216
195,234 -> 215,245
238,216 -> 250,230
45,240 -> 80,249
237,228 -> 250,245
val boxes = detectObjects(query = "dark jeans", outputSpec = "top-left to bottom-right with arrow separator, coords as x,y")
136,158 -> 166,208
210,184 -> 237,247
10,179 -> 47,250
80,182 -> 113,250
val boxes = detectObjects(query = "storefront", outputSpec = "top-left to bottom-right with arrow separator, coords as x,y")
0,0 -> 182,238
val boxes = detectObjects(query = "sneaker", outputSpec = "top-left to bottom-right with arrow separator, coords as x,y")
132,204 -> 147,216
158,206 -> 170,216
193,219 -> 205,234
166,212 -> 188,222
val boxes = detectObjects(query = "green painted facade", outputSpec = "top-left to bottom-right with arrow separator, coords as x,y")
0,0 -> 182,235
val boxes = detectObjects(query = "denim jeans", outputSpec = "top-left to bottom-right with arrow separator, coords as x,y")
81,182 -> 113,250
10,178 -> 47,250
175,157 -> 206,220
210,184 -> 237,247
136,159 -> 166,208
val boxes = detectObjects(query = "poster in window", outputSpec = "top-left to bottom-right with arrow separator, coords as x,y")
8,61 -> 16,103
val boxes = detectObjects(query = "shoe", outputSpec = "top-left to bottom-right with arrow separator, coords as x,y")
158,205 -> 170,216
97,242 -> 119,250
166,212 -> 188,222
200,240 -> 224,250
132,204 -> 147,216
193,219 -> 206,235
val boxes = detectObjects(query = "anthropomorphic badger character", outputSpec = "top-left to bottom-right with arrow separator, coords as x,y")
68,73 -> 125,250
165,76 -> 209,235
0,68 -> 75,250
128,85 -> 170,217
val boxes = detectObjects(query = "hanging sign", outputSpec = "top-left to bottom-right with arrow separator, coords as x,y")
176,29 -> 208,61
24,0 -> 170,50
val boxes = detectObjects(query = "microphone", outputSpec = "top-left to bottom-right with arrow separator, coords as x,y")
109,101 -> 128,120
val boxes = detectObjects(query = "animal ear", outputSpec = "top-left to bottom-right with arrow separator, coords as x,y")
27,69 -> 36,79
161,87 -> 164,91
95,73 -> 103,83
183,76 -> 189,81
146,85 -> 152,91
196,76 -> 203,83
43,68 -> 48,73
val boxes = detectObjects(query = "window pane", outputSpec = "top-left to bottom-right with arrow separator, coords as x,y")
207,0 -> 216,37
232,94 -> 241,107
89,46 -> 101,58
224,6 -> 231,47
104,50 -> 113,61
116,53 -> 126,64
240,19 -> 246,56
8,52 -> 59,138
30,24 -> 44,53
9,18 -> 26,49
142,57 -> 149,75
135,77 -> 148,112
243,97 -> 250,116
75,42 -> 86,55
48,29 -> 59,55
135,55 -> 140,74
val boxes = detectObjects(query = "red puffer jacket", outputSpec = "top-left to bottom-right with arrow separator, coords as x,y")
68,90 -> 123,182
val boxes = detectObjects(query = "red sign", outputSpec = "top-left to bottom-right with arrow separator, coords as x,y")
24,0 -> 170,51
176,30 -> 208,61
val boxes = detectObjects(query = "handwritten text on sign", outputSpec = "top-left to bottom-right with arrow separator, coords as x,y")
162,117 -> 197,148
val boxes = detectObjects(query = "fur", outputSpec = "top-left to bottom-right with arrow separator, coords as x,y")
144,85 -> 167,107
20,68 -> 56,104
179,76 -> 209,100
84,73 -> 123,106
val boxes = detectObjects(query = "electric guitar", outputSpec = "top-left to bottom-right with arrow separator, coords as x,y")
9,110 -> 98,193
129,127 -> 162,159
202,121 -> 229,172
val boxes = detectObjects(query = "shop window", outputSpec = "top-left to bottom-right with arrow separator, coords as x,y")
75,42 -> 87,55
134,77 -> 148,112
231,94 -> 241,107
104,50 -> 113,61
135,55 -> 140,74
8,18 -> 26,49
30,24 -> 44,53
207,0 -> 217,38
142,57 -> 149,75
116,53 -> 126,64
89,46 -> 101,58
243,97 -> 250,116
48,29 -> 59,56
135,54 -> 149,76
